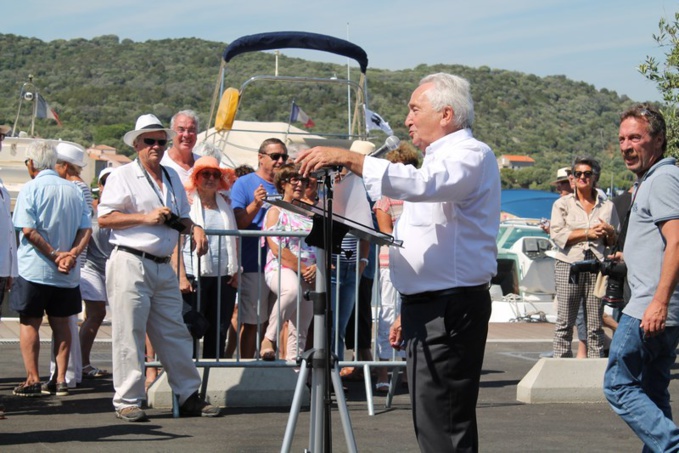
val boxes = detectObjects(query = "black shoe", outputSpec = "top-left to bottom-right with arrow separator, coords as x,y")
179,392 -> 220,417
13,382 -> 45,397
41,381 -> 69,396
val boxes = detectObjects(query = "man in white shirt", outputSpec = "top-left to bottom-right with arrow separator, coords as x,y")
160,110 -> 201,183
99,114 -> 218,422
297,73 -> 501,452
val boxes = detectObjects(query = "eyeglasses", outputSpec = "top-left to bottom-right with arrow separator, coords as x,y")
24,158 -> 30,167
142,138 -> 168,147
573,171 -> 593,179
199,171 -> 222,179
260,152 -> 289,162
285,176 -> 309,185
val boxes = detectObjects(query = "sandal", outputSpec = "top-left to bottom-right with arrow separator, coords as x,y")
340,367 -> 364,381
260,338 -> 277,361
375,382 -> 390,394
82,365 -> 111,379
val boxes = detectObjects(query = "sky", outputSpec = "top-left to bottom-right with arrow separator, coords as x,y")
4,0 -> 678,102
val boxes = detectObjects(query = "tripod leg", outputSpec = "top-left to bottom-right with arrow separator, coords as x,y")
330,363 -> 358,453
282,359 -> 311,453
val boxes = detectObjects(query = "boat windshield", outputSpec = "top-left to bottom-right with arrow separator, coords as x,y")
497,223 -> 549,251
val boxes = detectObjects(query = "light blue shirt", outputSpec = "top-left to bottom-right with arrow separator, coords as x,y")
13,169 -> 91,287
623,158 -> 679,325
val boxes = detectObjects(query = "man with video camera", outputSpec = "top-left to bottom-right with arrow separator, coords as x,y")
98,114 -> 219,422
604,105 -> 679,451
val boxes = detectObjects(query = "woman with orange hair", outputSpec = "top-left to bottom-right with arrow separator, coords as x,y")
181,156 -> 239,358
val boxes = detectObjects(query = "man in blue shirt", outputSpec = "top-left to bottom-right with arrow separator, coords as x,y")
604,104 -> 679,451
10,140 -> 91,397
230,138 -> 287,357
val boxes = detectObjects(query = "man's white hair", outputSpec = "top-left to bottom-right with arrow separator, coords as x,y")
420,73 -> 475,130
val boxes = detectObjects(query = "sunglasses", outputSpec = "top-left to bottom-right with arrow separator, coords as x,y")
199,171 -> 222,179
142,138 -> 168,147
285,176 -> 310,185
260,152 -> 289,162
573,171 -> 593,179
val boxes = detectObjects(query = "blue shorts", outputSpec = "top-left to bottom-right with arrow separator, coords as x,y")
9,276 -> 82,318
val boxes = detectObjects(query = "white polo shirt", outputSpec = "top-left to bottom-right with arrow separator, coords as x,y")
98,160 -> 189,258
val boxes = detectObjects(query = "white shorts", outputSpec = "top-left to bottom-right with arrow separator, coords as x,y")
80,267 -> 107,302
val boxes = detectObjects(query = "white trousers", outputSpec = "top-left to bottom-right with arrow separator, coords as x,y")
377,267 -> 405,360
49,314 -> 82,387
107,249 -> 201,409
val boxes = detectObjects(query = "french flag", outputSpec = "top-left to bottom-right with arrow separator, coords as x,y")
36,93 -> 62,126
290,102 -> 315,129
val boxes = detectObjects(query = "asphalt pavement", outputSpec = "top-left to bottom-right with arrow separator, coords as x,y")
0,328 -> 671,452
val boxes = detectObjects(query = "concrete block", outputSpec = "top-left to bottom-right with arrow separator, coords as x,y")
516,357 -> 608,404
147,361 -> 309,408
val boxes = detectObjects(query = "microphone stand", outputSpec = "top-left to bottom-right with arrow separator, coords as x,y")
281,168 -> 357,453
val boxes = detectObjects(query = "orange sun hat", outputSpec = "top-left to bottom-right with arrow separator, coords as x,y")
184,156 -> 237,192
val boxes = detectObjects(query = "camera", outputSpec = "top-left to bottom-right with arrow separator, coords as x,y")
569,258 -> 627,307
165,212 -> 185,233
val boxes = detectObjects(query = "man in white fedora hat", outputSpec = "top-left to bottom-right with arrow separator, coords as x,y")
98,113 -> 218,422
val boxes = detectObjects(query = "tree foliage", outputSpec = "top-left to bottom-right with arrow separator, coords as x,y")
0,33 -> 641,189
639,12 -> 679,157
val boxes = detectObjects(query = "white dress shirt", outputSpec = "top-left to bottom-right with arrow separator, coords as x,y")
362,129 -> 501,295
98,161 -> 189,257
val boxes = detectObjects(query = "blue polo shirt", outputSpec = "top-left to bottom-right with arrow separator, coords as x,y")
13,169 -> 91,288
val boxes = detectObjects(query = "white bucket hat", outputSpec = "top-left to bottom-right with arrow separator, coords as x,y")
56,142 -> 87,167
123,114 -> 176,147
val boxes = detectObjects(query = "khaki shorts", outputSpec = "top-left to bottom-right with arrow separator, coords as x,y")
239,272 -> 275,325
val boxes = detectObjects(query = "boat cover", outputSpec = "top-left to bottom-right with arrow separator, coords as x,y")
222,31 -> 369,74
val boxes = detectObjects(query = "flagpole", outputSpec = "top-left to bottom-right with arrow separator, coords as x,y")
286,100 -> 294,136
346,22 -> 351,136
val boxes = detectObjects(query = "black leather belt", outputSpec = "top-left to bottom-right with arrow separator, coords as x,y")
401,283 -> 490,304
115,245 -> 171,264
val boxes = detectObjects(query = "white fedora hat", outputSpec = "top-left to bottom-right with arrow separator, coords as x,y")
123,114 -> 176,147
56,142 -> 87,167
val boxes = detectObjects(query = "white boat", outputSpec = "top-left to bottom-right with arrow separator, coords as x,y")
196,31 -> 383,167
490,219 -> 558,323
0,76 -> 91,207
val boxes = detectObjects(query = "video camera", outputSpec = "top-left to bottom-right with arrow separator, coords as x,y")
569,258 -> 627,307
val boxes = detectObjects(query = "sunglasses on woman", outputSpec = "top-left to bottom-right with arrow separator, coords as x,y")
199,171 -> 222,179
573,171 -> 593,179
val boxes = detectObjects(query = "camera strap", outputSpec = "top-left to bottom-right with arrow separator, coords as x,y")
136,159 -> 178,214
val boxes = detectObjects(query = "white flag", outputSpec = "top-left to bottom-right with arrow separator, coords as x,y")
364,106 -> 393,135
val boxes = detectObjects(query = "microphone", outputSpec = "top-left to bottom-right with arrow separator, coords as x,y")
369,136 -> 400,159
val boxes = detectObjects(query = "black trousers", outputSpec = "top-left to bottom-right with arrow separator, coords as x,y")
345,275 -> 374,350
402,289 -> 492,452
182,275 -> 237,359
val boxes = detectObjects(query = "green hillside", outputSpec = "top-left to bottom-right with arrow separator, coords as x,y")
0,33 -> 645,191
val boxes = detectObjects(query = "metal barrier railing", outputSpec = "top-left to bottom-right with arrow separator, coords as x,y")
147,228 -> 406,415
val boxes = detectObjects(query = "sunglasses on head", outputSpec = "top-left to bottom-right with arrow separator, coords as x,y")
260,152 -> 289,162
200,170 -> 222,179
573,170 -> 593,179
142,138 -> 167,147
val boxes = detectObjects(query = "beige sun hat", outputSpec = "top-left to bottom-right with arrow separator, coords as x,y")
349,140 -> 376,155
123,114 -> 176,147
551,167 -> 571,185
0,125 -> 10,135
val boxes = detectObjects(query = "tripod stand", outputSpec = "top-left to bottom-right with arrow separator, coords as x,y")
270,170 -> 400,452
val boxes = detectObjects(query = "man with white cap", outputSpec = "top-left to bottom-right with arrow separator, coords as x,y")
98,114 -> 218,422
41,142 -> 92,395
552,167 -> 574,197
10,140 -> 91,397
